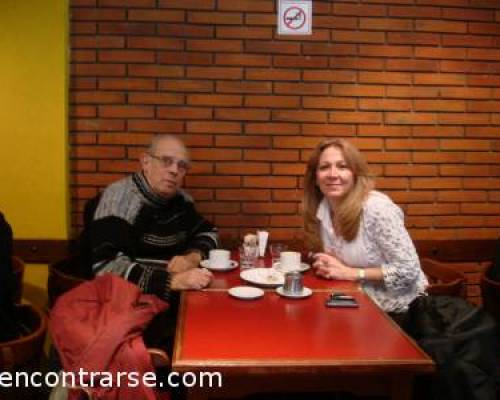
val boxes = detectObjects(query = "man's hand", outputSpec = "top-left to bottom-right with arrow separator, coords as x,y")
167,252 -> 202,274
170,268 -> 213,291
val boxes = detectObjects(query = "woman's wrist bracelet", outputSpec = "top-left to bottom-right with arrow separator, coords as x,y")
357,268 -> 366,282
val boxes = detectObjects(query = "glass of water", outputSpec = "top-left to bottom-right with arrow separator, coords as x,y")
239,244 -> 258,270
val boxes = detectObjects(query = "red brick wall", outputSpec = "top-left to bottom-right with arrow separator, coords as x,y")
70,0 -> 500,243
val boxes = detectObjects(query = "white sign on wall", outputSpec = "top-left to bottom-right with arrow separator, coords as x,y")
278,0 -> 312,35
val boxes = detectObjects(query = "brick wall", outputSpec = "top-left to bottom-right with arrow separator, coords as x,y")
70,0 -> 500,243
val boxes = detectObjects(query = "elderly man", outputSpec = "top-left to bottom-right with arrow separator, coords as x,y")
89,134 -> 216,302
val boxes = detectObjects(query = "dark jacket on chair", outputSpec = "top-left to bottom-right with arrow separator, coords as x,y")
407,295 -> 497,400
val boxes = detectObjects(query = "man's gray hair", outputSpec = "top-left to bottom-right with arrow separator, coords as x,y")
148,134 -> 187,156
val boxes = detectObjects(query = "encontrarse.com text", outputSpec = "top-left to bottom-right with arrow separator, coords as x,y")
0,370 -> 223,389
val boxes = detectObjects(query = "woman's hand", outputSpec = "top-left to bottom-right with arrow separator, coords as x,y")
312,252 -> 357,281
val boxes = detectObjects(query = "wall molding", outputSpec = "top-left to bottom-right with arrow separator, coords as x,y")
13,238 -> 497,264
13,239 -> 72,264
414,239 -> 498,262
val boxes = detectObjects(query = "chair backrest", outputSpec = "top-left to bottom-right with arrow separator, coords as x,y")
0,304 -> 47,370
421,258 -> 467,298
47,258 -> 87,309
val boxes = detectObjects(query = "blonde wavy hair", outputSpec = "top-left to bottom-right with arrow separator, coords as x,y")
303,139 -> 374,247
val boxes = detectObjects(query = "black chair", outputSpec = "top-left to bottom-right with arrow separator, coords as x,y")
0,304 -> 47,370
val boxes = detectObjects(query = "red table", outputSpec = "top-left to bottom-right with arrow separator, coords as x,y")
173,287 -> 434,400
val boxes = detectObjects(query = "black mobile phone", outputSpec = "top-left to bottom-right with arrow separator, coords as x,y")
325,297 -> 359,308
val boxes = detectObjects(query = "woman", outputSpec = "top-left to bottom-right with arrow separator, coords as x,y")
303,139 -> 427,317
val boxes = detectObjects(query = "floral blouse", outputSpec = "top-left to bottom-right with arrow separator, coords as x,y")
316,190 -> 428,313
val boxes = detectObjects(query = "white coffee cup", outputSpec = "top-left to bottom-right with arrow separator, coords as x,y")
209,249 -> 231,268
279,251 -> 301,271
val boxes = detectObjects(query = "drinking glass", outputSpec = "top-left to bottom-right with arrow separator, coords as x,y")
240,244 -> 259,270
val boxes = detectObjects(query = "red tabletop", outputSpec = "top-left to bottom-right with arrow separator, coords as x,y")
173,291 -> 433,373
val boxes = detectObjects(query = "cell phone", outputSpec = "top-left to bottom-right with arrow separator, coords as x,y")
332,295 -> 355,301
325,297 -> 359,308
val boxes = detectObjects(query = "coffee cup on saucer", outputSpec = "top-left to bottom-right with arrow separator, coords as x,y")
209,249 -> 231,268
279,251 -> 301,272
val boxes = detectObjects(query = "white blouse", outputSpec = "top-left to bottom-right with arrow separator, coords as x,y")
316,191 -> 428,313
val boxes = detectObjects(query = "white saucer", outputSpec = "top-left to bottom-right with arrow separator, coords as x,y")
200,259 -> 239,271
276,286 -> 312,299
240,268 -> 285,287
272,262 -> 310,273
228,286 -> 264,300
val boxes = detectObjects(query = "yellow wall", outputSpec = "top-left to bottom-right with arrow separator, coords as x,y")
0,0 -> 69,239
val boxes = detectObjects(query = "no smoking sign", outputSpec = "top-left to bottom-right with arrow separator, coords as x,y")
278,0 -> 312,35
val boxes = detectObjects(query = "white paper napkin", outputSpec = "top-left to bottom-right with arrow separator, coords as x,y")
257,230 -> 269,257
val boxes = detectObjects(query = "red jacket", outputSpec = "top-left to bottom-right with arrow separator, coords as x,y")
50,274 -> 169,400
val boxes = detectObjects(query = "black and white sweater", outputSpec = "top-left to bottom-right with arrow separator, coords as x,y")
89,172 -> 218,301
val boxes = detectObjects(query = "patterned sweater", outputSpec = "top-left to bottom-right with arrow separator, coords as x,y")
89,172 -> 218,301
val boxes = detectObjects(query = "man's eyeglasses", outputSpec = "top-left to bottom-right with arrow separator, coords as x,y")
148,153 -> 190,172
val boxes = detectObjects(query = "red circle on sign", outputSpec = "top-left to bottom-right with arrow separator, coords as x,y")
283,6 -> 306,30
